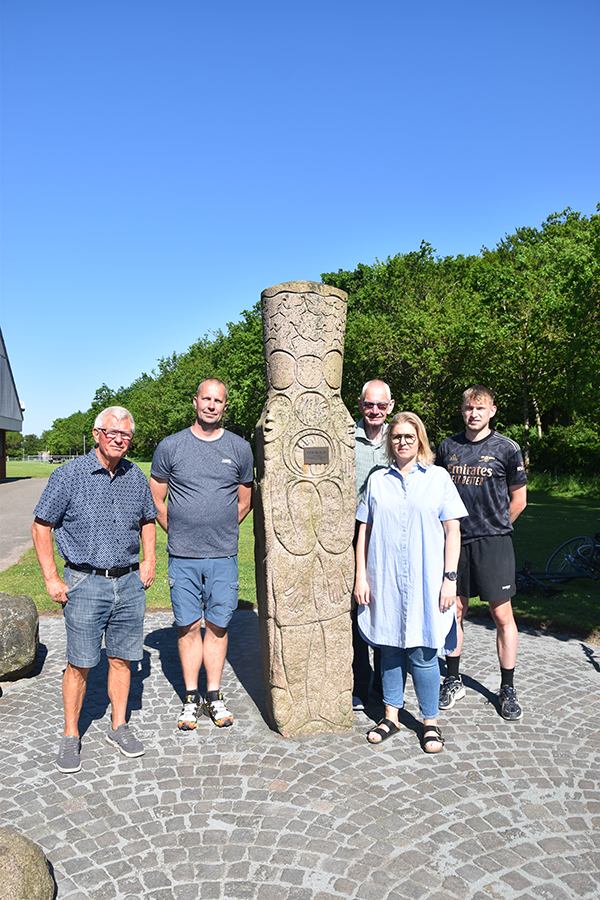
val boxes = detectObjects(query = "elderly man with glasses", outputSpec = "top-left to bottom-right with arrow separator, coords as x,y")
32,406 -> 157,773
352,379 -> 395,710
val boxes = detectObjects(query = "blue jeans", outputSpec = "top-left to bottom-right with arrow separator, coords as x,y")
63,568 -> 146,667
380,645 -> 440,719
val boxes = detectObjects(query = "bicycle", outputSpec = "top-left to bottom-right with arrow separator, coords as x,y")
545,532 -> 600,580
514,560 -> 588,597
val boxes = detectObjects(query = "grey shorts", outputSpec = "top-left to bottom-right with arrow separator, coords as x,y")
457,535 -> 516,604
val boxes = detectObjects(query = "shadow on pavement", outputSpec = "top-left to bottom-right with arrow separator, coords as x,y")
77,648 -> 152,738
581,642 -> 600,672
28,643 -> 49,678
226,610 -> 270,725
144,621 -> 187,697
461,674 -> 502,714
144,611 -> 270,725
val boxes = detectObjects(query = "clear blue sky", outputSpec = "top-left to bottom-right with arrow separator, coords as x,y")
2,0 -> 599,437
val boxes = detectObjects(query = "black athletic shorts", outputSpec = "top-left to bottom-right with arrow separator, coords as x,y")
457,534 -> 516,603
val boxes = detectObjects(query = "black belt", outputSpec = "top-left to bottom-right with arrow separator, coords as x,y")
65,561 -> 140,578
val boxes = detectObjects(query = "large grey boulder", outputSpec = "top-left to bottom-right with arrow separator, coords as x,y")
0,827 -> 54,900
255,281 -> 355,736
0,593 -> 39,679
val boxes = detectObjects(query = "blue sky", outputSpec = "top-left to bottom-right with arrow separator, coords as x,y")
2,0 -> 599,437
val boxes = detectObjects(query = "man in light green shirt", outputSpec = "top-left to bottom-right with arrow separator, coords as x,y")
352,379 -> 394,710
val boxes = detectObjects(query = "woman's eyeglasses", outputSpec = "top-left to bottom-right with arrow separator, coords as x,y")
390,434 -> 417,445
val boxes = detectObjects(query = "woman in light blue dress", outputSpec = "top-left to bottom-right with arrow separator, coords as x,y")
354,411 -> 468,752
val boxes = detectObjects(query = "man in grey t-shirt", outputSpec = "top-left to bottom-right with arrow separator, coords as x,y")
150,379 -> 254,731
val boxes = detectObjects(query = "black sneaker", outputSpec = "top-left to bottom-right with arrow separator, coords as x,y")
438,675 -> 466,710
178,693 -> 201,731
498,685 -> 523,720
202,690 -> 233,727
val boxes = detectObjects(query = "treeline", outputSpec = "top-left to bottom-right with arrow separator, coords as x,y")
36,207 -> 600,473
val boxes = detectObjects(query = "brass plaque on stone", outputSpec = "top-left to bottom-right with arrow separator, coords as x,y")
304,447 -> 329,465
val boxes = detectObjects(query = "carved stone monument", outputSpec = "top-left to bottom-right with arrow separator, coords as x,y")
254,281 -> 356,736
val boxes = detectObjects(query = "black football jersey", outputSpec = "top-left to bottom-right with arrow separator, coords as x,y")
435,431 -> 527,543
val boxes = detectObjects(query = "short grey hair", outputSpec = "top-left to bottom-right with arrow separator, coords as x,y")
360,380 -> 391,402
94,406 -> 135,434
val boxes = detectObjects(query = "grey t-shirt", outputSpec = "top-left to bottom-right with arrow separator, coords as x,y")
151,428 -> 254,558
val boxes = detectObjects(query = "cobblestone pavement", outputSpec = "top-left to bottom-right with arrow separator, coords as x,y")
1,610 -> 599,900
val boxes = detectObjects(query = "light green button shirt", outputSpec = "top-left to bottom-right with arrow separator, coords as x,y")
354,418 -> 390,508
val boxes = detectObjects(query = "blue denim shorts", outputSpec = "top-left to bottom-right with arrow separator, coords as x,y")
63,568 -> 146,667
168,556 -> 239,628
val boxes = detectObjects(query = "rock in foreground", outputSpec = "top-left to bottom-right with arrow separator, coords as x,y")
0,592 -> 40,679
0,827 -> 54,900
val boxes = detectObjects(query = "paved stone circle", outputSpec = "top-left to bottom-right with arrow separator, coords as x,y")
1,610 -> 599,900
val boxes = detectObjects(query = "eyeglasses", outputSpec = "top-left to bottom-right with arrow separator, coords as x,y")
390,434 -> 417,445
362,401 -> 390,411
97,429 -> 133,442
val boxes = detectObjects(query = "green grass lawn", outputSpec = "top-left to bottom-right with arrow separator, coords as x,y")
497,491 -> 600,636
1,455 -> 257,612
0,511 -> 257,612
3,461 -> 599,638
5,461 -> 63,479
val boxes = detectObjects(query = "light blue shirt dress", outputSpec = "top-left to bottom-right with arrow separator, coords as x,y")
356,462 -> 468,654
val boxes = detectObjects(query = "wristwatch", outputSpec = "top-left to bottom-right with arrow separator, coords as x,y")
444,571 -> 457,581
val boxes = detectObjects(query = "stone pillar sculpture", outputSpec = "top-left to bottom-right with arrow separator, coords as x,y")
254,281 -> 356,736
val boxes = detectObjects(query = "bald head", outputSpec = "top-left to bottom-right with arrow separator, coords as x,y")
197,378 -> 228,401
360,380 -> 391,402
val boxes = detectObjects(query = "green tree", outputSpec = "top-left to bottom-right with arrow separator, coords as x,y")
41,205 -> 599,472
208,303 -> 265,439
45,412 -> 88,455
325,244 -> 492,442
5,432 -> 23,455
476,207 -> 600,462
22,434 -> 44,455
122,305 -> 264,455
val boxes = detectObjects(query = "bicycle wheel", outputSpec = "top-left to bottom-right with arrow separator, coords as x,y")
546,536 -> 595,575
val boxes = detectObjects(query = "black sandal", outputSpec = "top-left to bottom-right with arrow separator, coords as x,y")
421,724 -> 445,754
367,718 -> 399,744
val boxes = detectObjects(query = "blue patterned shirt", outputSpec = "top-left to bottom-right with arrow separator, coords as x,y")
34,450 -> 157,568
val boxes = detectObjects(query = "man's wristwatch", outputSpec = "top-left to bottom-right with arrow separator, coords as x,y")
444,571 -> 457,581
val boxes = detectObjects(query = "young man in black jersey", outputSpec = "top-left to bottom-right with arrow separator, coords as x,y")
436,386 -> 527,720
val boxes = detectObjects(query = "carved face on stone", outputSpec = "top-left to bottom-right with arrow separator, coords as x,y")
263,395 -> 292,444
330,395 -> 356,448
